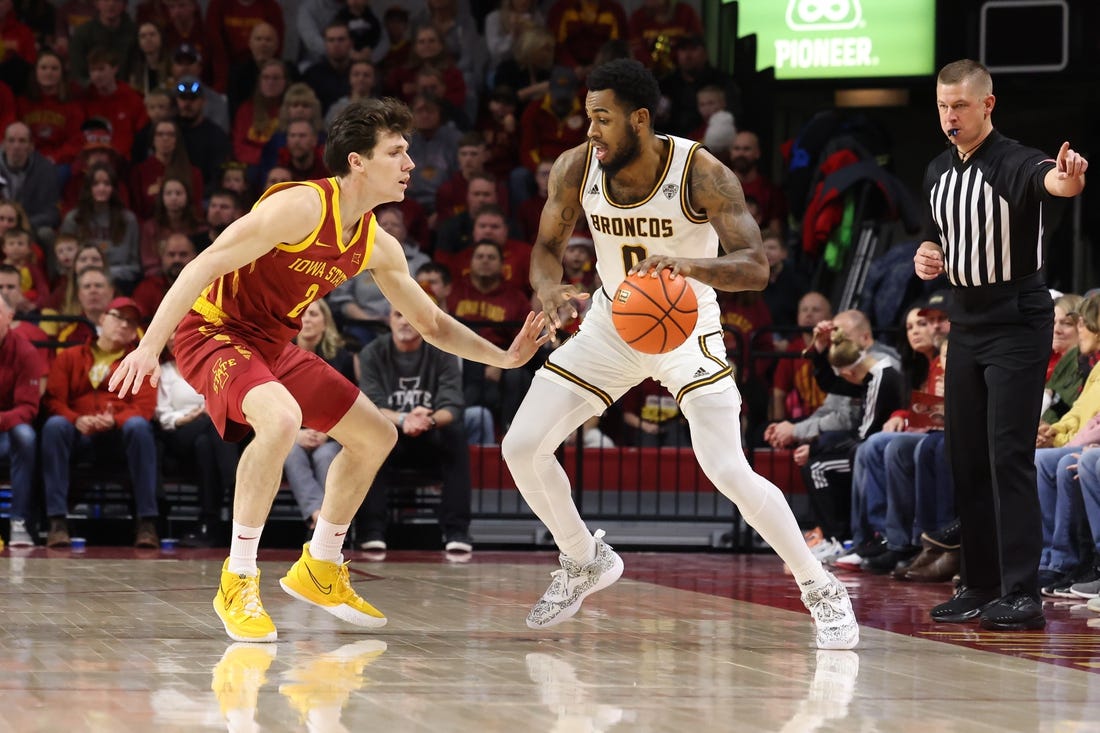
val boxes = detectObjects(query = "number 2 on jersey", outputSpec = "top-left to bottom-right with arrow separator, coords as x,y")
287,283 -> 320,318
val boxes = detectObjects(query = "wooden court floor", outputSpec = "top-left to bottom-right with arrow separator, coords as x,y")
3,546 -> 1100,732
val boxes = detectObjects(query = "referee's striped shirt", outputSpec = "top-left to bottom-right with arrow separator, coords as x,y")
922,130 -> 1057,288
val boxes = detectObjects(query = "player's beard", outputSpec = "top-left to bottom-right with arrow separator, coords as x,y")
597,125 -> 641,176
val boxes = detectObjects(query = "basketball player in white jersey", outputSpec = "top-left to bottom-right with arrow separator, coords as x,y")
502,59 -> 859,649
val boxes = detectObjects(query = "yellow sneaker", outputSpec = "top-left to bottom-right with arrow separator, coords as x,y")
279,640 -> 388,723
211,642 -> 277,717
279,543 -> 387,628
213,559 -> 278,642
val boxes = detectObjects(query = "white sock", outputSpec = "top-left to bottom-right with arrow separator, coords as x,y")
228,522 -> 264,575
309,517 -> 349,563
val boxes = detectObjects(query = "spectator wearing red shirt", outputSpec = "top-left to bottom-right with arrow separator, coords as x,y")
137,177 -> 205,277
276,119 -> 329,182
83,47 -> 149,161
129,119 -> 204,223
435,131 -> 511,224
447,239 -> 534,430
449,206 -> 532,297
478,85 -> 522,181
769,291 -> 832,424
231,58 -> 288,168
161,0 -> 215,87
41,296 -> 160,548
384,25 -> 466,113
546,0 -> 627,75
0,81 -> 15,131
205,0 -> 284,81
52,0 -> 95,60
518,66 -> 587,173
16,50 -> 86,166
132,231 -> 195,318
1,228 -> 47,308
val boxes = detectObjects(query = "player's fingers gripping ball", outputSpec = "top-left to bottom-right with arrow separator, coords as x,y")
611,270 -> 698,354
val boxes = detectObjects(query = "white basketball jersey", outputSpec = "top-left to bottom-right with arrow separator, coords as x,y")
580,134 -> 719,310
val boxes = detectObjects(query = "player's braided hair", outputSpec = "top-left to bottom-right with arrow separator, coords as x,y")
324,97 -> 413,175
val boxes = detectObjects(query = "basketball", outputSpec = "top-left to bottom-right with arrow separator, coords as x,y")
610,270 -> 698,354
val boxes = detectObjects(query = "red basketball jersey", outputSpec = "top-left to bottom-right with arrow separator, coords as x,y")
191,178 -> 377,350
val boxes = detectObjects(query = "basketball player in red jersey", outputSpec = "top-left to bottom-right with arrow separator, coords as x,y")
110,98 -> 548,643
502,59 -> 858,648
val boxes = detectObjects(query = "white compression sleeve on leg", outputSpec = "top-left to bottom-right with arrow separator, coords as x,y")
502,377 -> 602,564
681,391 -> 830,587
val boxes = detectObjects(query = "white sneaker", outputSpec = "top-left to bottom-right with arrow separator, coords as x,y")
8,519 -> 33,547
809,537 -> 844,564
526,529 -> 624,629
801,572 -> 859,649
831,551 -> 863,569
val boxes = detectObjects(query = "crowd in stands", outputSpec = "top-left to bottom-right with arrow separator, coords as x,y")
3,1 -> 1095,618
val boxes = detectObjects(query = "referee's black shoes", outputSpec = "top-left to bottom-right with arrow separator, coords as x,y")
978,591 -> 1046,631
930,585 -> 999,623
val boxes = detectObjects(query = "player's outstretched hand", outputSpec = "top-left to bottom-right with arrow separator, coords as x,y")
630,256 -> 692,279
536,283 -> 590,335
108,345 -> 162,397
501,311 -> 551,368
1056,141 -> 1088,180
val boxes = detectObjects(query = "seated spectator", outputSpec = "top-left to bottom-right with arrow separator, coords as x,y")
138,177 -> 205,277
156,331 -> 239,547
130,21 -> 172,96
846,300 -> 947,574
409,0 -> 484,111
0,265 -> 49,362
170,46 -> 230,132
133,231 -> 196,319
762,232 -> 809,334
2,227 -> 48,308
658,34 -> 742,139
385,25 -> 467,114
0,291 -> 45,547
42,242 -> 105,316
448,240 -> 533,430
45,233 -> 79,300
1035,292 -> 1100,596
226,20 -> 281,118
478,85 -> 522,184
794,323 -> 905,560
206,0 -> 285,96
131,87 -> 175,165
546,0 -> 628,79
619,377 -> 690,447
555,235 -> 599,335
728,130 -> 787,237
129,119 -> 205,223
232,58 -> 289,171
493,27 -> 554,108
193,188 -> 244,252
328,205 -> 429,348
0,120 -> 62,245
768,291 -> 831,424
160,0 -> 212,83
485,0 -> 544,69
376,5 -> 411,80
302,21 -> 354,115
296,0 -> 343,67
275,120 -> 329,182
50,265 -> 114,349
405,93 -> 462,220
516,66 -> 586,201
357,307 -> 474,553
435,132 -> 509,223
59,162 -> 142,293
175,74 -> 232,192
60,119 -> 131,215
217,162 -> 252,208
264,165 -> 293,189
41,296 -> 159,548
83,46 -> 149,161
325,59 -> 379,130
335,0 -> 383,64
284,300 -> 353,531
257,83 -> 326,182
16,50 -> 85,167
67,0 -> 138,86
435,174 -> 503,264
440,205 -> 532,295
1042,293 -> 1085,421
415,261 -> 453,313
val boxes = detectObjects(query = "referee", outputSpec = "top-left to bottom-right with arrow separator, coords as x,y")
914,59 -> 1088,631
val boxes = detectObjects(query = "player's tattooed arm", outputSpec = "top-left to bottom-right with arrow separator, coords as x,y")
685,150 -> 769,292
531,144 -> 591,332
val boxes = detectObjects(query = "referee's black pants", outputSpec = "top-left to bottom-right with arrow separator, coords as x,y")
945,284 -> 1052,600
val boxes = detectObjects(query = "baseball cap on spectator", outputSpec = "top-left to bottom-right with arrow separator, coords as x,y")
916,289 -> 951,316
173,43 -> 202,65
81,117 -> 114,152
548,66 -> 577,103
107,296 -> 143,321
675,34 -> 705,51
175,76 -> 203,99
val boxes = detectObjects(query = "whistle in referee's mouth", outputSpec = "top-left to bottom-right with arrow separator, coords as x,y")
948,129 -> 960,137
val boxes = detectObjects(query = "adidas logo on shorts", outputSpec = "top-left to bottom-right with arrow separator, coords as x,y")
692,367 -> 708,378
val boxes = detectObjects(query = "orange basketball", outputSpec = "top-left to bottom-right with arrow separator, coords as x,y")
611,270 -> 698,354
